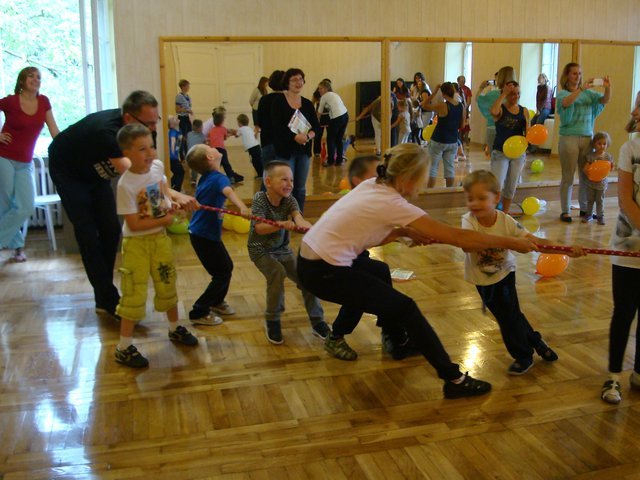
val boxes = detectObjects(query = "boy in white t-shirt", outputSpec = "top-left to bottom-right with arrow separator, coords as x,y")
461,170 -> 584,375
114,124 -> 199,368
236,113 -> 263,178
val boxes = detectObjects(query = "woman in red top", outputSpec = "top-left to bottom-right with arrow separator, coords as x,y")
0,67 -> 59,262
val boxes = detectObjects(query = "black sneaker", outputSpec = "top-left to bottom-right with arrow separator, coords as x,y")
234,174 -> 245,183
95,307 -> 121,322
311,321 -> 331,339
168,325 -> 199,346
265,321 -> 283,344
443,372 -> 492,399
115,345 -> 149,368
508,359 -> 534,375
381,332 -> 421,360
534,340 -> 558,362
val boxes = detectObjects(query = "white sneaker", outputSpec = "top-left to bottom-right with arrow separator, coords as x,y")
631,371 -> 640,390
211,301 -> 235,315
601,379 -> 622,404
190,313 -> 223,326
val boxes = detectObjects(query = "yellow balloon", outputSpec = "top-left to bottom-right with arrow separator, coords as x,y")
521,196 -> 541,216
422,124 -> 436,141
222,213 -> 235,230
503,135 -> 528,159
233,216 -> 251,234
529,109 -> 536,120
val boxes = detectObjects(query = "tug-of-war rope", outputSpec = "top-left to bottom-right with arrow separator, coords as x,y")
199,205 -> 640,258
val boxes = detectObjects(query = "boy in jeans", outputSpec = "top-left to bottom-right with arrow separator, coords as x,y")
248,161 -> 330,344
114,124 -> 198,368
186,144 -> 249,325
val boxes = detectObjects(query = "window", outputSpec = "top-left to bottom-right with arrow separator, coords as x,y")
444,42 -> 472,85
541,43 -> 559,90
0,0 -> 117,154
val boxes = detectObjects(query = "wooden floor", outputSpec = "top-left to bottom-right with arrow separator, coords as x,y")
1,196 -> 639,479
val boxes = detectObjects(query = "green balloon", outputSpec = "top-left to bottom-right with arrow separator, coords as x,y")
531,159 -> 544,173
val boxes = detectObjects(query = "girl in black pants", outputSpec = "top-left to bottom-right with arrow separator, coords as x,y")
316,80 -> 349,166
297,143 -> 539,399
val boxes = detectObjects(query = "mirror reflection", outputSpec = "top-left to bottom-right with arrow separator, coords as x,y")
163,39 -> 630,204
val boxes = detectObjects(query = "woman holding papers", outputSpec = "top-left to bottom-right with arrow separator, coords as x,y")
271,68 -> 320,212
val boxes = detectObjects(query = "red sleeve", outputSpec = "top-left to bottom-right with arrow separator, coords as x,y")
40,94 -> 52,112
0,95 -> 12,113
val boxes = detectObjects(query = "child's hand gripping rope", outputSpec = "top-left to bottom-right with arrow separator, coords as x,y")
198,205 -> 310,233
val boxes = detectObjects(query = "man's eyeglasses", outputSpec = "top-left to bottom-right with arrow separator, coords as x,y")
129,112 -> 160,128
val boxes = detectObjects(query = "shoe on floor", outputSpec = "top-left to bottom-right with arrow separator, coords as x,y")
581,215 -> 591,223
265,321 -> 283,345
211,301 -> 235,316
234,174 -> 244,183
443,372 -> 492,399
311,321 -> 331,340
115,345 -> 149,368
190,312 -> 223,326
95,307 -> 121,322
534,340 -> 559,362
168,325 -> 199,346
324,335 -> 358,361
630,371 -> 640,390
381,332 -> 421,360
508,359 -> 534,375
596,216 -> 605,225
560,213 -> 572,223
601,379 -> 622,404
11,249 -> 26,262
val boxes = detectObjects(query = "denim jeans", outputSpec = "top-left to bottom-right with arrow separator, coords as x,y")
297,254 -> 461,381
490,150 -> 525,199
277,151 -> 310,212
558,135 -> 591,213
0,156 -> 34,249
48,160 -> 121,312
428,139 -> 457,179
253,252 -> 323,326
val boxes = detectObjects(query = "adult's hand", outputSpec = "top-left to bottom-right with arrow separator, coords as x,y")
294,133 -> 308,145
0,132 -> 12,145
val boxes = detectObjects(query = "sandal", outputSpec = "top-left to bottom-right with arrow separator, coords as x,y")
443,372 -> 492,399
534,340 -> 559,362
560,213 -> 572,223
324,336 -> 358,361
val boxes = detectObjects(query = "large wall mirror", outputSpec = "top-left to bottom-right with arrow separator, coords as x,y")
160,37 -> 637,204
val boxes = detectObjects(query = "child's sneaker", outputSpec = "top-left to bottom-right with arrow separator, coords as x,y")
443,372 -> 492,399
596,215 -> 605,225
581,215 -> 591,223
534,339 -> 559,362
265,321 -> 283,344
169,325 -> 199,346
115,345 -> 149,368
190,312 -> 223,326
601,379 -> 622,404
311,321 -> 331,339
508,359 -> 534,375
211,301 -> 235,316
630,371 -> 640,390
324,335 -> 358,361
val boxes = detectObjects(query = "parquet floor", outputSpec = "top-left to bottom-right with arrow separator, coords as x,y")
1,196 -> 638,479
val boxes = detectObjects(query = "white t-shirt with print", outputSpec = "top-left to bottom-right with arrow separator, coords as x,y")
302,178 -> 425,266
462,210 -> 529,286
610,138 -> 640,269
117,160 -> 172,237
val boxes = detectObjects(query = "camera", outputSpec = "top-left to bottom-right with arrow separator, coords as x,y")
487,80 -> 495,86
592,78 -> 604,87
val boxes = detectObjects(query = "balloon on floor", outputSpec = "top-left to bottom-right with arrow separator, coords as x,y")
530,158 -> 544,173
521,196 -> 541,216
536,254 -> 570,277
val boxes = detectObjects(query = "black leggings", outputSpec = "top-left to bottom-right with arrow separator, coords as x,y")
297,254 -> 460,381
609,264 -> 640,373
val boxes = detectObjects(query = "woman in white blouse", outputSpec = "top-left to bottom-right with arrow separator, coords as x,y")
317,80 -> 349,167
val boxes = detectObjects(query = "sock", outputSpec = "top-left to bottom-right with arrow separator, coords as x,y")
168,322 -> 179,333
609,373 -> 620,382
118,336 -> 133,351
451,373 -> 466,384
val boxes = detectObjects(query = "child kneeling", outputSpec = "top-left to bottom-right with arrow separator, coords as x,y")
462,170 -> 584,375
248,161 -> 330,344
114,124 -> 198,368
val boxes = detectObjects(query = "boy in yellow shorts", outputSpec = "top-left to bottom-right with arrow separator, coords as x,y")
114,124 -> 198,368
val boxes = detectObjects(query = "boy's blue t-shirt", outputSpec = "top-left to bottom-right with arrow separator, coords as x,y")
557,89 -> 604,136
189,170 -> 231,241
169,128 -> 180,160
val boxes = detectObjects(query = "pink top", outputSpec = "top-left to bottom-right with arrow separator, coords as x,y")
0,94 -> 51,163
208,126 -> 227,149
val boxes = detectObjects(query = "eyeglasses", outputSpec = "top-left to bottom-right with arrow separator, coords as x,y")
129,112 -> 160,128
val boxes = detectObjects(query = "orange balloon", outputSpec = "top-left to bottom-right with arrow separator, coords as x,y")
339,177 -> 350,190
536,254 -> 569,278
585,160 -> 611,182
526,124 -> 549,146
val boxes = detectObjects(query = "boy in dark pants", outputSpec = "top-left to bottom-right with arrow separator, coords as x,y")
186,144 -> 249,325
462,170 -> 584,374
